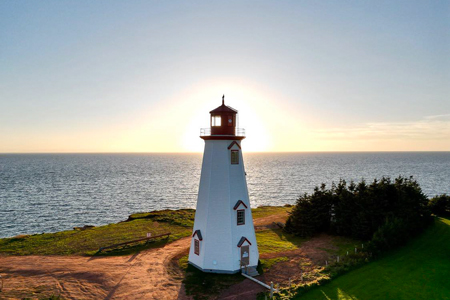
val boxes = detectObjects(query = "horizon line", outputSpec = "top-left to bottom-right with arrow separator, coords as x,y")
1,150 -> 450,155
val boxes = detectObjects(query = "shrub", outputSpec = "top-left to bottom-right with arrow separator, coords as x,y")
368,217 -> 408,255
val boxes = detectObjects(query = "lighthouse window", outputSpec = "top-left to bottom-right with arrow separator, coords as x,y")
194,239 -> 200,255
237,210 -> 245,225
212,115 -> 221,127
231,150 -> 239,164
227,115 -> 233,127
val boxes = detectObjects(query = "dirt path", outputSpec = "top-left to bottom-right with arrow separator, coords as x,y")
0,238 -> 191,300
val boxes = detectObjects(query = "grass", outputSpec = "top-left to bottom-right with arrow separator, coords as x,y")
329,236 -> 364,257
0,209 -> 195,255
0,206 -> 290,256
178,254 -> 189,269
256,228 -> 305,253
251,205 -> 292,219
260,256 -> 290,272
292,217 -> 450,300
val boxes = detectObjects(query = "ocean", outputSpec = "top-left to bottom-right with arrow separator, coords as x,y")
1,152 -> 449,238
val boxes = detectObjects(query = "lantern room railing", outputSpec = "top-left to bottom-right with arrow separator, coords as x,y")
200,128 -> 246,137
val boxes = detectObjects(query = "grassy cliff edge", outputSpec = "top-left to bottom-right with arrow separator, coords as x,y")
0,206 -> 291,256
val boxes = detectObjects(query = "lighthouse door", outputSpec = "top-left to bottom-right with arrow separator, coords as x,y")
241,245 -> 250,266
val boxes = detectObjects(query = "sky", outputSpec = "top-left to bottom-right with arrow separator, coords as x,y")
0,0 -> 449,153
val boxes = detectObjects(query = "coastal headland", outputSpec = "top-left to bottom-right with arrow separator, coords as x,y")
1,206 -> 448,300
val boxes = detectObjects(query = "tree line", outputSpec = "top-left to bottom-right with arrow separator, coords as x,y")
284,176 -> 446,254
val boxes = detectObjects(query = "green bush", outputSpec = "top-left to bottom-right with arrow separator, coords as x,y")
367,217 -> 408,255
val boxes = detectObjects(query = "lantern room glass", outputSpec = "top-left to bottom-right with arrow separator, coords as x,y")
212,115 -> 221,127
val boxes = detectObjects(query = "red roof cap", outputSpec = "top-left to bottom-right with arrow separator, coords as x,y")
210,95 -> 238,114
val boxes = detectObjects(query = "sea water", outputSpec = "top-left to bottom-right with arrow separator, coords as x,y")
1,152 -> 449,238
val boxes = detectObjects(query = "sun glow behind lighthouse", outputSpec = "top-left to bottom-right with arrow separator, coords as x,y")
179,83 -> 274,152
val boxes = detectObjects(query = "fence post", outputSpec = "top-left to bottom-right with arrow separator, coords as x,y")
337,256 -> 340,263
355,247 -> 357,254
270,282 -> 274,299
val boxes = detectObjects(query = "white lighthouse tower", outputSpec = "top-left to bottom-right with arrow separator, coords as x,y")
188,95 -> 259,274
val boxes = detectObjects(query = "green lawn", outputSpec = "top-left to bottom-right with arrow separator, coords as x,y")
294,217 -> 450,300
256,228 -> 305,254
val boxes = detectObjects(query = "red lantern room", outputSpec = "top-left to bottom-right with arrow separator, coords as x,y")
200,95 -> 245,140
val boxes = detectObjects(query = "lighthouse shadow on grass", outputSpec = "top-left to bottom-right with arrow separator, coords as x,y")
177,252 -> 257,300
181,263 -> 247,300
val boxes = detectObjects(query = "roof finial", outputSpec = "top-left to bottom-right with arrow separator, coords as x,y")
222,94 -> 225,105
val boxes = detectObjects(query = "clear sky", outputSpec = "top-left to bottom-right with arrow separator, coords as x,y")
1,0 -> 449,153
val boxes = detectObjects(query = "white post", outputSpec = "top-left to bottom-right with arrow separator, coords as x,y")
270,282 -> 274,299
355,247 -> 357,253
346,251 -> 348,255
325,260 -> 328,266
337,256 -> 340,263
362,243 -> 364,249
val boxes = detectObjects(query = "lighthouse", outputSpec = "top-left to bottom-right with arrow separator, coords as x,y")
188,95 -> 259,274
